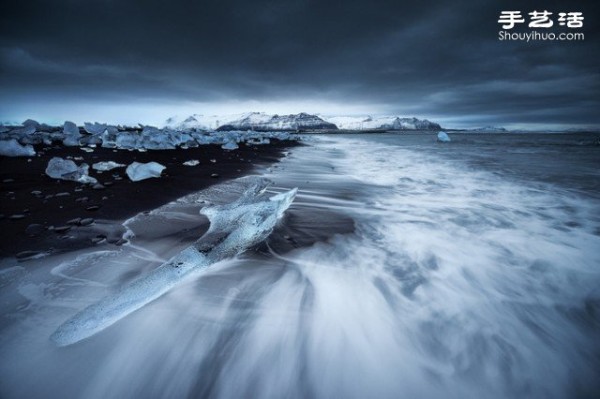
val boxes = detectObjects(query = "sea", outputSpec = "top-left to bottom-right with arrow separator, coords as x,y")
0,132 -> 599,399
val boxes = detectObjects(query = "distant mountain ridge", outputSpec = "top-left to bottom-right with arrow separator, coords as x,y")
326,116 -> 441,131
217,112 -> 337,131
164,112 -> 442,131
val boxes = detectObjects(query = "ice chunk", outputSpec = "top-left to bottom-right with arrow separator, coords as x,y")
0,139 -> 36,157
22,119 -> 40,130
63,136 -> 80,146
8,125 -> 37,137
51,179 -> 297,346
247,137 -> 270,145
63,121 -> 79,136
125,161 -> 166,181
45,157 -> 98,184
62,121 -> 81,146
437,131 -> 451,142
183,160 -> 200,166
58,181 -> 296,343
83,122 -> 108,135
221,141 -> 239,150
92,161 -> 126,171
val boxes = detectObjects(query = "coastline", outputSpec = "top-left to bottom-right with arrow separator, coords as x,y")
0,140 -> 299,259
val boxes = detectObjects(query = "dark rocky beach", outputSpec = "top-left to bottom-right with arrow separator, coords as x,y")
0,140 -> 298,259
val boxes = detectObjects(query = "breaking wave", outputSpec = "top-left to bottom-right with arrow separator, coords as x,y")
0,134 -> 599,399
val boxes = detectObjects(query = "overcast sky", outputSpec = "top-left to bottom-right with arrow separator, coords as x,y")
0,0 -> 598,128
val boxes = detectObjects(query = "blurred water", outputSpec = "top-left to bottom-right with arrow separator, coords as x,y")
0,133 -> 599,398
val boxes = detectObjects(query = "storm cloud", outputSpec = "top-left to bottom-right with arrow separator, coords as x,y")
0,0 -> 598,128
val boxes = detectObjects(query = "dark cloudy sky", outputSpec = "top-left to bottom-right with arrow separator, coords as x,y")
0,0 -> 598,128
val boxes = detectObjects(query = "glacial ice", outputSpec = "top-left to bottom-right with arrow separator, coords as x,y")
45,157 -> 98,184
92,161 -> 126,171
62,121 -> 81,146
125,161 -> 166,182
437,131 -> 451,142
1,119 -> 298,152
84,122 -> 108,135
51,178 -> 298,346
221,141 -> 239,150
22,119 -> 40,130
63,121 -> 79,136
183,160 -> 200,166
8,125 -> 37,137
0,139 -> 36,157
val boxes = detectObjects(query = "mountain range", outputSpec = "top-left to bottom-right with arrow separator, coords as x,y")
164,112 -> 441,132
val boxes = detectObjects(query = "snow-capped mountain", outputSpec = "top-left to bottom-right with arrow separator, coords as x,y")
165,112 -> 337,131
164,114 -> 237,131
216,112 -> 337,131
165,112 -> 441,132
325,116 -> 441,131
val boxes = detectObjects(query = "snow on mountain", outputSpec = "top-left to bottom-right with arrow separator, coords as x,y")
165,112 -> 337,132
325,116 -> 441,131
165,112 -> 441,132
164,114 -> 239,131
217,112 -> 337,131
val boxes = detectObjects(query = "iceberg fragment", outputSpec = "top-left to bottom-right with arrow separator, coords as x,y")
92,161 -> 126,171
83,122 -> 108,135
183,160 -> 200,166
221,141 -> 239,150
45,157 -> 97,184
62,121 -> 81,146
0,139 -> 36,157
437,131 -> 451,142
22,119 -> 40,130
9,125 -> 37,137
125,161 -> 166,182
63,121 -> 79,136
51,178 -> 297,346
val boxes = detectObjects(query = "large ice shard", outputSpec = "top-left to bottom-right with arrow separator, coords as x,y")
83,122 -> 108,135
51,179 -> 297,346
125,161 -> 166,181
45,157 -> 98,184
62,121 -> 81,146
437,131 -> 451,142
0,139 -> 36,157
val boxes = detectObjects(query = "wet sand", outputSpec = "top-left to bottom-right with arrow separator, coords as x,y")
0,140 -> 298,259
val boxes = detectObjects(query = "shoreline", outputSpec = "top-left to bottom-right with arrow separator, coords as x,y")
0,140 -> 300,260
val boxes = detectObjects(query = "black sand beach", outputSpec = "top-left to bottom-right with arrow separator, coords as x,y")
0,140 -> 298,259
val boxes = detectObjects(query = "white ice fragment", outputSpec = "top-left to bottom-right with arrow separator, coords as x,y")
437,131 -> 451,142
221,141 -> 239,150
45,157 -> 97,184
183,160 -> 200,166
125,161 -> 166,181
0,139 -> 36,157
92,161 -> 126,171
